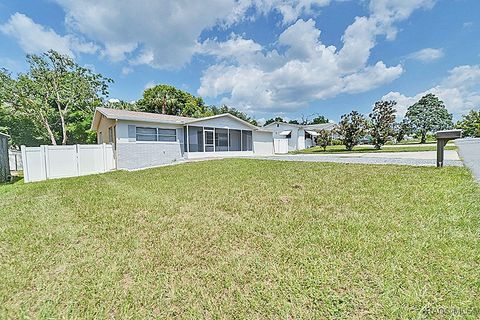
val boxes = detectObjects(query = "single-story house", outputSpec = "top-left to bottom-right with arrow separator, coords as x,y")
91,107 -> 274,170
263,121 -> 336,151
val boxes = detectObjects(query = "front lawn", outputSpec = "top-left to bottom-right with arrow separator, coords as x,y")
1,159 -> 479,318
293,144 -> 457,154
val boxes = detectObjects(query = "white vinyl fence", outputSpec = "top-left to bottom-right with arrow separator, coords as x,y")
9,149 -> 22,171
274,139 -> 289,154
21,144 -> 116,183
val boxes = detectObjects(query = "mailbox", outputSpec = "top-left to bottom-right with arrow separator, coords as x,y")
436,129 -> 462,167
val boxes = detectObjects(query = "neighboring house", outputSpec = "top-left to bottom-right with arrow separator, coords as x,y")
263,122 -> 336,151
91,107 -> 274,170
0,133 -> 10,182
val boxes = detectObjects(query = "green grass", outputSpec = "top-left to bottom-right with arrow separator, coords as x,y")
1,159 -> 479,318
293,144 -> 457,154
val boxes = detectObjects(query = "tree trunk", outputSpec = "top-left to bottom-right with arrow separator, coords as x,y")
60,111 -> 68,145
420,131 -> 427,144
40,113 -> 57,145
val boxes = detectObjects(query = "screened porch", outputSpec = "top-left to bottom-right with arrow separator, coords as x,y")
184,125 -> 253,153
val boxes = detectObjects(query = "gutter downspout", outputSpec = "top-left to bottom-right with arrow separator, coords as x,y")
114,119 -> 119,169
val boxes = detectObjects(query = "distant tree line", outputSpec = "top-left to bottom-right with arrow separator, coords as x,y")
264,115 -> 329,126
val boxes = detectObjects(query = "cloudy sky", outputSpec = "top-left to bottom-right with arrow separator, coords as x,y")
0,0 -> 479,122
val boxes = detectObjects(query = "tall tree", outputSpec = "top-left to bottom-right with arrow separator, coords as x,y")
3,50 -> 111,145
369,100 -> 396,149
309,115 -> 329,124
138,84 -> 208,117
405,94 -> 453,143
334,111 -> 367,151
288,120 -> 299,124
264,117 -> 285,126
456,109 -> 480,137
209,105 -> 258,126
316,129 -> 331,151
394,118 -> 411,143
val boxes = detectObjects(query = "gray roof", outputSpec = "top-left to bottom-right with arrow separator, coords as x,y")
95,107 -> 193,124
263,121 -> 336,131
92,107 -> 264,131
304,123 -> 336,131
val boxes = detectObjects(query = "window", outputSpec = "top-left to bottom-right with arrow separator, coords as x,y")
229,129 -> 241,151
108,127 -> 114,143
286,133 -> 291,139
158,129 -> 176,141
136,127 -> 157,141
242,130 -> 253,151
215,128 -> 228,151
98,132 -> 103,144
136,127 -> 176,142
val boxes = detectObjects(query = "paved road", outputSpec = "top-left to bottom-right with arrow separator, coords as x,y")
455,138 -> 480,182
256,150 -> 463,167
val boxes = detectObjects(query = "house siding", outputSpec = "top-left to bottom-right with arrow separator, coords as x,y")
267,123 -> 301,151
116,142 -> 183,170
253,131 -> 274,155
114,120 -> 184,170
96,116 -> 116,144
187,116 -> 253,130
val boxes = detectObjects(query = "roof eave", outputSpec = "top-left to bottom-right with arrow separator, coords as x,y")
185,113 -> 261,130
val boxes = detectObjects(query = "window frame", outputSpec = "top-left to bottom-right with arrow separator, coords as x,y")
135,126 -> 177,142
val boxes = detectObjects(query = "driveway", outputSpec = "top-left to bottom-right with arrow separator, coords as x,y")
257,150 -> 462,167
455,138 -> 480,182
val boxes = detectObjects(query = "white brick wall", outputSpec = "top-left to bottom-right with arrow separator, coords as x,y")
116,142 -> 184,170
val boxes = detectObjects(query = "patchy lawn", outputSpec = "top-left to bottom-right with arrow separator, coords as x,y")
293,144 -> 457,154
1,159 -> 479,318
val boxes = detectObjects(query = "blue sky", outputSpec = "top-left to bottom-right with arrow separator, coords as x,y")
0,0 -> 479,123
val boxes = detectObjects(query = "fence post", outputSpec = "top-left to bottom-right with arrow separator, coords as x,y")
75,144 -> 80,177
21,145 -> 29,183
40,145 -> 48,180
101,143 -> 105,172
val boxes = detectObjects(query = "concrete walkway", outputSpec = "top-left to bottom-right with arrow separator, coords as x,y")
455,138 -> 480,182
256,150 -> 462,167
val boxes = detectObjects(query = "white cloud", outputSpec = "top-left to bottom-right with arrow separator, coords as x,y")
382,65 -> 480,116
198,15 -> 408,112
144,81 -> 157,90
197,34 -> 263,63
52,0 -> 335,68
337,0 -> 436,72
342,61 -> 403,93
196,0 -> 437,112
121,66 -> 133,75
407,48 -> 444,62
0,12 -> 97,57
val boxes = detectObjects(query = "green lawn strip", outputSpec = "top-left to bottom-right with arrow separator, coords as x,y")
293,144 -> 457,154
0,159 -> 478,318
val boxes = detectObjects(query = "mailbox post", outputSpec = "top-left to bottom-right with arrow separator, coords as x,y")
436,129 -> 462,167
